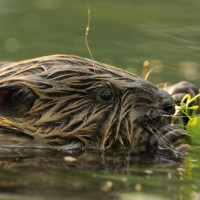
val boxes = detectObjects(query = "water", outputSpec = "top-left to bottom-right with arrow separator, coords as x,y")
0,0 -> 200,199
0,147 -> 199,200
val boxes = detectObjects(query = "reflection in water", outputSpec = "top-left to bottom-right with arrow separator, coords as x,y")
0,147 -> 198,200
0,147 -> 179,170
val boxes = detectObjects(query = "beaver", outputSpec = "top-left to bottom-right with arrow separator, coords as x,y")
0,54 -> 182,152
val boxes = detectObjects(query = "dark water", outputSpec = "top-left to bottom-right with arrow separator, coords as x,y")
0,0 -> 200,199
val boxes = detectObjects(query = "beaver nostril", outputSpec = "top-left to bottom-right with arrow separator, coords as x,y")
163,104 -> 175,115
157,88 -> 175,115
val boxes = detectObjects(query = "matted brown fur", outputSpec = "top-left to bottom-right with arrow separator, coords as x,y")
0,55 -> 173,150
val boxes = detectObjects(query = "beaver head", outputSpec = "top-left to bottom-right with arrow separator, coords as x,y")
0,55 -> 174,151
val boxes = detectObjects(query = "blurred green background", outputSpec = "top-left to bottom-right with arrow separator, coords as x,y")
0,0 -> 200,85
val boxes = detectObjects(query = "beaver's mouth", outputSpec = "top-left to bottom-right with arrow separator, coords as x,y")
131,112 -> 173,152
138,115 -> 187,154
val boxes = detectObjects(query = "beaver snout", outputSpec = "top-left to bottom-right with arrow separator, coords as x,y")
158,88 -> 175,115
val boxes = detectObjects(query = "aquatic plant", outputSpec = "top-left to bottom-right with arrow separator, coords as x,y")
174,93 -> 200,145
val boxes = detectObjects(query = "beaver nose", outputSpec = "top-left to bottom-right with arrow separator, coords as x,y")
163,103 -> 175,115
158,88 -> 175,115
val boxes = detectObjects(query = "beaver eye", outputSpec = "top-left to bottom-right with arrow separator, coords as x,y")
98,89 -> 113,102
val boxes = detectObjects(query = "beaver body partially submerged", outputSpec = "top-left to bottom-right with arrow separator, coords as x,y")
0,55 -> 176,151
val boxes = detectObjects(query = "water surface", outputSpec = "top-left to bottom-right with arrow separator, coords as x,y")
0,147 -> 199,200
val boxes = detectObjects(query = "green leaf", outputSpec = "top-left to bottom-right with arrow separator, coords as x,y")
186,117 -> 200,145
174,93 -> 200,144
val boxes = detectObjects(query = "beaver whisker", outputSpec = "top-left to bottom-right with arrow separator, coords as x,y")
145,122 -> 171,148
148,117 -> 188,149
146,117 -> 173,144
146,122 -> 172,148
155,114 -> 174,117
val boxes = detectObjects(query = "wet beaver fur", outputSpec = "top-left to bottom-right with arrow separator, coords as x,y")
0,55 -> 176,151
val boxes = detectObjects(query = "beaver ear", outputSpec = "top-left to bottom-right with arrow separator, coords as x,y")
0,84 -> 38,117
